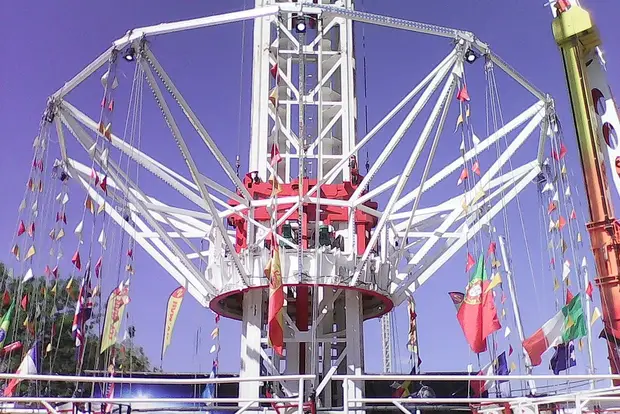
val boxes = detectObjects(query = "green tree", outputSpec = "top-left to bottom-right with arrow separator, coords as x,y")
0,264 -> 151,397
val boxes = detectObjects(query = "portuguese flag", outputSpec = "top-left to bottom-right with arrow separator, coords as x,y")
457,254 -> 501,353
523,293 -> 586,366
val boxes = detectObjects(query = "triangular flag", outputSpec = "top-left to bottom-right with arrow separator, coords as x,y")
465,253 -> 476,272
17,221 -> 25,237
472,161 -> 481,176
71,251 -> 81,270
456,85 -> 470,102
586,281 -> 593,300
11,244 -> 19,260
21,294 -> 28,310
457,168 -> 468,185
22,269 -> 33,283
55,228 -> 65,240
565,186 -> 572,197
27,223 -> 35,238
487,242 -> 496,256
510,361 -> 517,372
74,220 -> 84,240
24,246 -> 36,261
557,216 -> 567,230
98,229 -> 107,249
504,327 -> 511,338
455,113 -> 464,131
591,307 -> 601,326
548,202 -> 557,214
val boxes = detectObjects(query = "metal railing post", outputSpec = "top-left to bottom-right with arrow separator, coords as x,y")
298,378 -> 305,414
343,377 -> 349,414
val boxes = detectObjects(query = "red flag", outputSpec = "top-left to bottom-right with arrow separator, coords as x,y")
270,143 -> 283,167
95,257 -> 103,278
456,86 -> 470,102
472,161 -> 481,176
17,221 -> 25,237
72,251 -> 82,271
456,254 -> 501,353
487,242 -> 496,256
465,253 -> 476,272
20,294 -> 28,311
2,291 -> 10,307
548,202 -> 557,214
557,216 -> 567,230
100,176 -> 108,194
566,289 -> 574,304
586,281 -> 593,300
570,209 -> 577,220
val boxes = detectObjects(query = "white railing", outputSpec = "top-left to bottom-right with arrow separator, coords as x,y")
1,373 -> 620,414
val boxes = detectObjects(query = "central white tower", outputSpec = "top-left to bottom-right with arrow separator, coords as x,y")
214,0 -> 380,408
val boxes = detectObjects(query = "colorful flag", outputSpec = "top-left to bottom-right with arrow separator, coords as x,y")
470,351 -> 509,396
550,342 -> 576,374
72,267 -> 93,359
523,294 -> 586,366
161,286 -> 186,359
456,254 -> 501,353
100,285 -> 131,354
265,248 -> 284,356
3,341 -> 39,397
0,302 -> 15,348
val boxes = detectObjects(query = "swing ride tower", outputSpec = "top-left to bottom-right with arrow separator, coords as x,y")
35,0 -> 568,410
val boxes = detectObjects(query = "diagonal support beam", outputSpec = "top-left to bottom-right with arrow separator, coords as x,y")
139,56 -> 250,287
142,46 -> 253,203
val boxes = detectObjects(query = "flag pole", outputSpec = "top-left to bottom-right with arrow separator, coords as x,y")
498,235 -> 537,395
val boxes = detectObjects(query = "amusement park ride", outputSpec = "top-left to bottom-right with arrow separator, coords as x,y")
6,0 -> 620,412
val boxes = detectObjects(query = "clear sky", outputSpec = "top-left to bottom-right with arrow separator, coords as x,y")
1,0 -> 620,390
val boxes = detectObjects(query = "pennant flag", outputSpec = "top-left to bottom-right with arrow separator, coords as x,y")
487,242 -> 496,256
56,228 -> 65,240
100,176 -> 108,193
72,251 -> 82,270
457,168 -> 468,185
22,269 -> 33,283
456,85 -> 470,102
472,161 -> 481,176
2,292 -> 10,307
161,286 -> 186,359
24,245 -> 36,261
591,307 -> 601,326
523,294 -> 587,366
270,143 -> 283,166
586,281 -> 593,300
465,253 -> 476,272
20,295 -> 28,311
0,302 -> 15,348
95,257 -> 103,278
99,229 -> 107,250
456,254 -> 501,353
17,221 -> 25,237
10,244 -> 19,260
265,248 -> 284,356
550,342 -> 576,375
2,341 -> 39,397
548,202 -> 557,214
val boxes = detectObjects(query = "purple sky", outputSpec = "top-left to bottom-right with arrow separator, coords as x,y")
2,0 -> 620,386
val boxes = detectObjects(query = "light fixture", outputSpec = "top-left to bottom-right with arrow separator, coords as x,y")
465,49 -> 477,64
293,15 -> 307,33
123,47 -> 136,62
